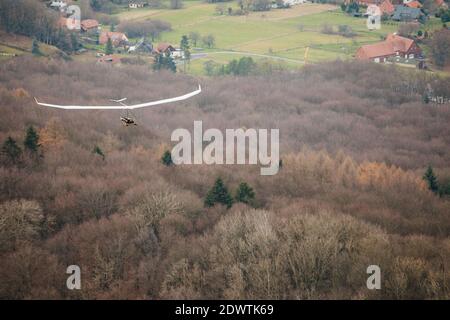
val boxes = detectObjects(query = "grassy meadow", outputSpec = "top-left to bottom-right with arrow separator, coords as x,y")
113,1 -> 406,73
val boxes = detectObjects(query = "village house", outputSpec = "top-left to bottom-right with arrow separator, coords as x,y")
99,31 -> 129,46
171,49 -> 185,59
153,43 -> 186,59
154,43 -> 176,55
128,2 -> 149,9
362,0 -> 396,15
355,33 -> 422,63
128,38 -> 153,54
80,19 -> 99,33
405,0 -> 422,8
392,5 -> 425,22
50,1 -> 67,11
379,0 -> 395,15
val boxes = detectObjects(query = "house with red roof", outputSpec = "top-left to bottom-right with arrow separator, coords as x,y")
405,0 -> 422,8
99,31 -> 129,46
154,43 -> 176,54
355,0 -> 396,15
152,43 -> 185,59
379,0 -> 395,15
355,33 -> 422,63
81,19 -> 99,33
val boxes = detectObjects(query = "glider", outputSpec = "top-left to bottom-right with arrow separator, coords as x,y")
34,85 -> 201,126
34,85 -> 202,110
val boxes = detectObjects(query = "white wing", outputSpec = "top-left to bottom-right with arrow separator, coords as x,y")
34,85 -> 201,110
110,98 -> 127,103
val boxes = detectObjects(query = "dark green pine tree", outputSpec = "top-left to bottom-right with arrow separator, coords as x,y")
105,37 -> 114,55
24,126 -> 40,153
439,181 -> 450,197
180,35 -> 190,52
180,35 -> 190,72
205,178 -> 233,209
153,53 -> 164,71
153,53 -> 177,72
70,33 -> 79,52
32,39 -> 41,56
161,150 -> 173,166
423,165 -> 439,194
165,52 -> 177,73
92,145 -> 105,161
235,182 -> 255,205
1,137 -> 22,166
56,30 -> 71,53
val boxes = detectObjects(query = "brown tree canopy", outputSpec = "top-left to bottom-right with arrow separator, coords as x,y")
0,58 -> 449,299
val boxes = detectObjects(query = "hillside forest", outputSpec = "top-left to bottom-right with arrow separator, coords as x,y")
0,56 -> 449,299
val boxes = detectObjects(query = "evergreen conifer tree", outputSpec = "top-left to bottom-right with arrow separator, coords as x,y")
205,178 -> 233,209
1,137 -> 22,166
32,39 -> 41,56
105,37 -> 114,55
423,165 -> 439,194
161,150 -> 173,166
235,182 -> 255,205
24,126 -> 40,153
93,145 -> 105,161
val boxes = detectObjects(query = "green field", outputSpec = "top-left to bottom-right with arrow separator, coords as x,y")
114,1 -> 441,74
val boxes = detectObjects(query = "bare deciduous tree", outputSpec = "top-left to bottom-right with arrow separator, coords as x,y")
0,200 -> 43,252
